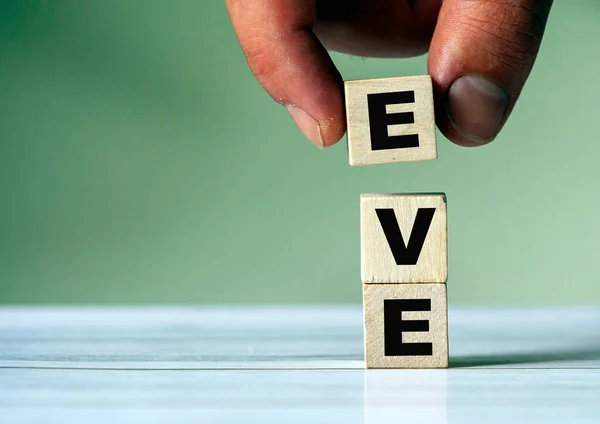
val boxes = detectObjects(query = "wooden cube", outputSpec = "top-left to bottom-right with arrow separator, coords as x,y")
345,75 -> 437,166
361,193 -> 447,284
363,283 -> 448,369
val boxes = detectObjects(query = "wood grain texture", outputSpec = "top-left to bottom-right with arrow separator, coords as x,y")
361,193 -> 447,284
345,75 -> 437,166
363,283 -> 448,369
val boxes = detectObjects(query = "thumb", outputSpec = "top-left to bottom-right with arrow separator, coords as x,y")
428,0 -> 554,146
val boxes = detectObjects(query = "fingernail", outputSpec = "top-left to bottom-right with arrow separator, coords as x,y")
447,75 -> 509,144
286,105 -> 323,149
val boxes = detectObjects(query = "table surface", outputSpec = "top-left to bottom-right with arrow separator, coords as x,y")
1,306 -> 600,424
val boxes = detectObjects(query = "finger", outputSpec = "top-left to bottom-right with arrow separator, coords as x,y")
314,0 -> 442,58
225,0 -> 345,148
428,0 -> 554,146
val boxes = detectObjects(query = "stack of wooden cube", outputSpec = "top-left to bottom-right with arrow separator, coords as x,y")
345,75 -> 448,369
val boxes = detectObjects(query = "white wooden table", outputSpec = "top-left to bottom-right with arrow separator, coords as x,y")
1,307 -> 600,423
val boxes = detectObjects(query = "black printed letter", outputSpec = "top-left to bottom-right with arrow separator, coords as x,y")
367,91 -> 419,151
384,299 -> 432,356
375,208 -> 435,265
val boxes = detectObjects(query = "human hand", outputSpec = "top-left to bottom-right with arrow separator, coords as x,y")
225,0 -> 553,149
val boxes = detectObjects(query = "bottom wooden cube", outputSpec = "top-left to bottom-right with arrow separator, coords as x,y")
363,283 -> 448,369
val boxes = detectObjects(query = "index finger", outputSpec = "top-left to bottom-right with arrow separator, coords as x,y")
225,0 -> 345,149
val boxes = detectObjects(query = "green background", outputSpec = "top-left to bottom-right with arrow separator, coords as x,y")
1,1 -> 599,305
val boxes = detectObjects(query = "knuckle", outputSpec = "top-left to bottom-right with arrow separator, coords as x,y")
242,38 -> 281,87
459,0 -> 551,70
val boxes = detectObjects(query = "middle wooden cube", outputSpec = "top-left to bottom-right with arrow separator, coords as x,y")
361,193 -> 447,284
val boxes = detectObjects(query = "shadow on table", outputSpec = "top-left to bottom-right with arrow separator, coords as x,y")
450,346 -> 600,368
